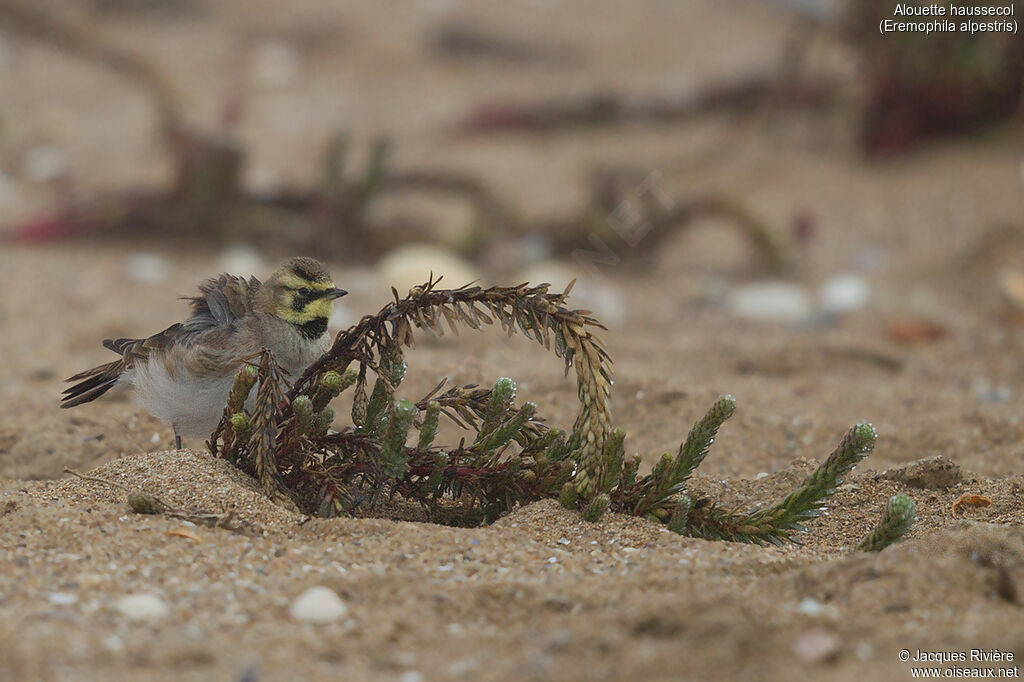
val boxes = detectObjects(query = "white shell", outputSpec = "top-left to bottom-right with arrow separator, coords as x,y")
288,586 -> 348,623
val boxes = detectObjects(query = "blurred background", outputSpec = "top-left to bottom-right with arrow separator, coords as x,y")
1,0 -> 1023,481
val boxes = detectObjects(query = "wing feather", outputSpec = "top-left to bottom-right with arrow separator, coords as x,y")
63,274 -> 263,408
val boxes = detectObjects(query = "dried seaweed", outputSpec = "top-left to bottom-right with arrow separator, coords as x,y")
1,5 -> 788,274
208,278 -> 912,546
455,74 -> 838,134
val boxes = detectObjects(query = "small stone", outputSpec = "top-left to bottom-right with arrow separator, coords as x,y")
23,145 -> 68,182
378,244 -> 480,297
245,166 -> 281,198
125,253 -> 170,284
288,586 -> 348,623
218,245 -> 266,279
48,592 -> 77,606
819,273 -> 869,316
727,281 -> 813,322
127,490 -> 163,515
792,628 -> 840,662
795,598 -> 836,618
114,593 -> 169,621
755,472 -> 769,480
103,634 -> 125,654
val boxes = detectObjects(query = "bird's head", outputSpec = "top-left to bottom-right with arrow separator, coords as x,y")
261,257 -> 347,338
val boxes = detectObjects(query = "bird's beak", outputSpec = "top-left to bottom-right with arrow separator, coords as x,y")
322,287 -> 348,300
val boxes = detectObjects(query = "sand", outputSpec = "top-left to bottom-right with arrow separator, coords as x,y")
2,1 -> 1024,680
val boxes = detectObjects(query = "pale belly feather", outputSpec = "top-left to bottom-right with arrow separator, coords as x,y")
126,328 -> 329,440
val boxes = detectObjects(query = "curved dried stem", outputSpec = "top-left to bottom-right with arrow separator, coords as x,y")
289,277 -> 613,500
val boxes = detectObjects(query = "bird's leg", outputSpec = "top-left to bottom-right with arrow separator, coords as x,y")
173,427 -> 182,451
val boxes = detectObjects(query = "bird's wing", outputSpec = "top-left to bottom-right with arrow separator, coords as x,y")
64,275 -> 264,406
184,274 -> 261,329
105,275 -> 262,369
101,324 -> 188,369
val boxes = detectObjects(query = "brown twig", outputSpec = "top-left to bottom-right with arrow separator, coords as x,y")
455,74 -> 839,135
63,467 -> 238,529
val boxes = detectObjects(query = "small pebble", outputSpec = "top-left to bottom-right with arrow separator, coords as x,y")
245,166 -> 281,198
48,592 -> 77,606
103,634 -> 126,654
288,586 -> 348,623
819,273 -> 869,316
114,593 -> 169,621
755,472 -> 769,480
125,253 -> 170,284
727,281 -> 813,322
23,145 -> 68,182
378,244 -> 480,297
795,598 -> 836,618
218,245 -> 267,279
792,628 -> 840,662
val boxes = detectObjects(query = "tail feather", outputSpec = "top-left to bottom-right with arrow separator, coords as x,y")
61,359 -> 126,408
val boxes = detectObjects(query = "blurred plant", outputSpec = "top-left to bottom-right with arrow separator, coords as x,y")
454,0 -> 1024,155
857,493 -> 917,551
1,1 -> 791,275
844,0 -> 1024,153
209,277 -> 907,545
455,74 -> 839,135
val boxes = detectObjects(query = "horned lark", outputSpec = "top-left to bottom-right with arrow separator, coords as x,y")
62,257 -> 347,448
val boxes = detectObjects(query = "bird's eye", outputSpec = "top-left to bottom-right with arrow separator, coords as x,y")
298,287 -> 311,296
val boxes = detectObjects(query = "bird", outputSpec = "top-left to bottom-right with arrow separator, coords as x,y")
61,257 -> 347,449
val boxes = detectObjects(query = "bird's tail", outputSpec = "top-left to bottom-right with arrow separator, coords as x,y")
61,359 -> 127,408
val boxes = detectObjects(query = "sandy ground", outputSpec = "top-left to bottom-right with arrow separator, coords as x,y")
2,1 -> 1024,681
